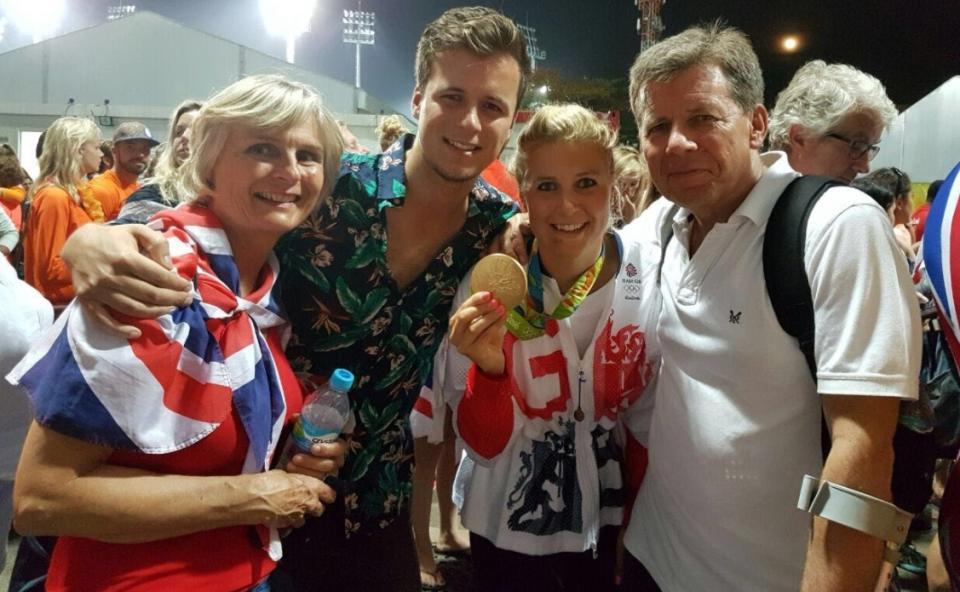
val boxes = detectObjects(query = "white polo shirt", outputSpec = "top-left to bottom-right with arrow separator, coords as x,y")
622,152 -> 921,591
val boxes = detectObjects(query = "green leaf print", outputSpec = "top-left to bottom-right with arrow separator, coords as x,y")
379,462 -> 400,492
398,311 -> 412,336
345,238 -> 382,269
289,252 -> 330,292
335,276 -> 363,317
357,287 -> 390,324
391,178 -> 406,198
374,353 -> 415,390
413,289 -> 442,319
357,400 -> 380,430
311,325 -> 368,352
351,438 -> 382,481
365,399 -> 403,435
337,198 -> 370,227
387,334 -> 417,357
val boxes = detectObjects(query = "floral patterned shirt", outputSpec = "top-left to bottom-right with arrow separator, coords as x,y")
277,135 -> 517,536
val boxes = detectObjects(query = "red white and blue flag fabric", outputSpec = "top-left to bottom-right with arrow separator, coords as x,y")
6,204 -> 290,557
922,161 -> 960,347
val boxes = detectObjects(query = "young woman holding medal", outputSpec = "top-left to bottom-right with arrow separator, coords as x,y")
436,104 -> 663,591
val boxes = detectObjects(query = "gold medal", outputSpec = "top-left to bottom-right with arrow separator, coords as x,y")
470,254 -> 528,311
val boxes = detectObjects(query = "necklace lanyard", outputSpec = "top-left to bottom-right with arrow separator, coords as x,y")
506,241 -> 605,341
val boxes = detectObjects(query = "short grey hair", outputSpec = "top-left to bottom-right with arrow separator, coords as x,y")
629,22 -> 763,127
179,74 -> 343,202
768,60 -> 898,151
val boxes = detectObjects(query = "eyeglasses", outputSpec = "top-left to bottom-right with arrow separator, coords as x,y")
824,132 -> 880,161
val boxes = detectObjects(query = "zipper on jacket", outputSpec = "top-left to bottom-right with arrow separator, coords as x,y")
576,361 -> 601,555
574,369 -> 586,422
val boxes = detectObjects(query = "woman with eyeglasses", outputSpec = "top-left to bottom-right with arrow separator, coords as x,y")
768,60 -> 897,184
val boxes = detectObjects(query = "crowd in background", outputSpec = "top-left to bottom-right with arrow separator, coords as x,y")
0,5 -> 955,592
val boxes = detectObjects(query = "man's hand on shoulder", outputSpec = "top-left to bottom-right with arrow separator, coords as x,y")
63,223 -> 193,338
485,212 -> 530,264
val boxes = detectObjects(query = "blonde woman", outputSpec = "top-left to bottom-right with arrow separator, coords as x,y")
23,117 -> 103,304
375,114 -> 409,152
612,145 -> 652,226
117,100 -> 202,224
437,104 -> 662,591
10,75 -> 344,592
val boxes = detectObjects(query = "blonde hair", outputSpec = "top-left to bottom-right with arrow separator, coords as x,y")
32,116 -> 100,203
415,6 -> 530,108
148,100 -> 202,204
768,60 -> 897,151
612,145 -> 651,222
511,103 -> 618,191
375,115 -> 409,151
179,74 -> 343,203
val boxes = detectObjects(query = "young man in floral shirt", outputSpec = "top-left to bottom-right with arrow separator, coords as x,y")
275,8 -> 529,586
61,7 -> 530,590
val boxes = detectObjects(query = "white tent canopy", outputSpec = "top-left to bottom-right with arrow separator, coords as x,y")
873,75 -> 960,182
0,11 -> 411,171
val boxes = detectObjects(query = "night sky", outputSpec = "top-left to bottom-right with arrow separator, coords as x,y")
1,0 -> 957,119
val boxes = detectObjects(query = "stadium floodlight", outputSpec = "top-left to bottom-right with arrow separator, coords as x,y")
259,0 -> 317,63
342,6 -> 375,88
0,0 -> 66,43
517,24 -> 546,71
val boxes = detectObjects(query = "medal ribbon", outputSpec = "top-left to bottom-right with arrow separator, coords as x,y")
506,241 -> 605,340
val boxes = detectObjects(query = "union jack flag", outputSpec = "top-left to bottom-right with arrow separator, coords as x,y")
922,161 -> 960,346
7,204 -> 291,558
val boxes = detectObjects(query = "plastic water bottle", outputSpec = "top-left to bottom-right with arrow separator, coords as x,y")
276,368 -> 354,469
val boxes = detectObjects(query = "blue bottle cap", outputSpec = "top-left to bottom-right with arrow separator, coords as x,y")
330,368 -> 355,392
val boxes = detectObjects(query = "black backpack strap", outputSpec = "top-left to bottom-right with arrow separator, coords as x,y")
763,175 -> 843,461
762,176 -> 843,377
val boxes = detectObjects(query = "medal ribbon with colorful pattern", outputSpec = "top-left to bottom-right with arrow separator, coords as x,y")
506,242 -> 605,340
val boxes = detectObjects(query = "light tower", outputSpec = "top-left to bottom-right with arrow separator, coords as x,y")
106,5 -> 136,21
342,3 -> 375,88
636,0 -> 665,53
259,0 -> 317,64
517,24 -> 546,71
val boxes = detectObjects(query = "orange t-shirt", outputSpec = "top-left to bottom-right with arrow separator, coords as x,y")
88,170 -> 140,221
0,185 -> 26,230
24,185 -> 94,303
481,159 -> 522,207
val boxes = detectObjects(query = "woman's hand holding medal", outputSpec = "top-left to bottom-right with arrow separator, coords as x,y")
449,254 -> 527,376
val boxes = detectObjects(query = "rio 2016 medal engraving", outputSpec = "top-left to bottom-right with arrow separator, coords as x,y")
470,254 -> 527,311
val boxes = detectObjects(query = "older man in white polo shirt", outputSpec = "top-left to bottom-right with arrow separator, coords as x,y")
620,24 -> 920,592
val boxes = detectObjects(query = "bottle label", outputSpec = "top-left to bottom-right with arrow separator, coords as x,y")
290,419 -> 339,452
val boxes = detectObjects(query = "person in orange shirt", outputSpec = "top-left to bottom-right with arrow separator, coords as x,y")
24,117 -> 103,304
87,122 -> 158,221
481,157 -> 521,204
0,151 -> 29,231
